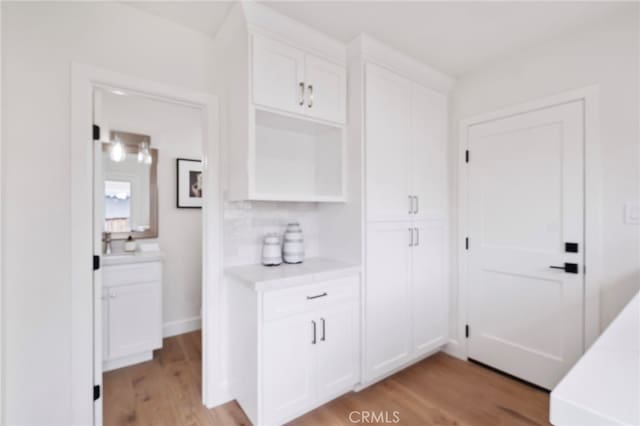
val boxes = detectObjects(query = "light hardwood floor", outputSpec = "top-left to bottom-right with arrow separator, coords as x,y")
104,331 -> 550,426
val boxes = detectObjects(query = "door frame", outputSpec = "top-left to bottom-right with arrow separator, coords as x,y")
70,63 -> 226,425
451,86 -> 602,361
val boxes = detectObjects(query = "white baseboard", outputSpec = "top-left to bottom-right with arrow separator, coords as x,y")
444,338 -> 467,360
163,316 -> 201,338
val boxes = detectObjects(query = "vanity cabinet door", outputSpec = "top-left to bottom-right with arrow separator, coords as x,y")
106,281 -> 162,360
252,34 -> 305,115
316,302 -> 359,402
262,312 -> 316,425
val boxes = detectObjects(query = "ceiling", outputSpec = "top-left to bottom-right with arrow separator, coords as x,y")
124,1 -> 633,76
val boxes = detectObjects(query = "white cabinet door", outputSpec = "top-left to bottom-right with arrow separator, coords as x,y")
411,84 -> 448,221
107,282 -> 161,360
365,63 -> 412,223
316,302 -> 359,401
365,222 -> 412,381
252,35 -> 305,115
304,55 -> 346,124
262,313 -> 316,425
411,221 -> 448,355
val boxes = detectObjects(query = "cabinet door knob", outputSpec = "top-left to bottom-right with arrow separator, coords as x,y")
311,320 -> 317,344
307,84 -> 313,108
299,82 -> 305,106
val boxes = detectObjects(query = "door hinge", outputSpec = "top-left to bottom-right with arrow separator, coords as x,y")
93,385 -> 100,401
93,255 -> 100,271
93,124 -> 100,141
465,325 -> 469,338
465,150 -> 470,163
465,237 -> 469,250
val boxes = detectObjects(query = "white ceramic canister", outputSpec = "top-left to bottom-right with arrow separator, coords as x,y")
283,222 -> 305,264
262,233 -> 282,266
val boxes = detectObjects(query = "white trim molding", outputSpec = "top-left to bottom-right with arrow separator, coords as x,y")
450,86 -> 602,360
70,63 -> 225,425
163,316 -> 202,338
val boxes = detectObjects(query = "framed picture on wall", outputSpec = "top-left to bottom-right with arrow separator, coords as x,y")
176,158 -> 203,208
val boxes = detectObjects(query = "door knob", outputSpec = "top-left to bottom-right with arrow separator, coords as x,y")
549,263 -> 579,274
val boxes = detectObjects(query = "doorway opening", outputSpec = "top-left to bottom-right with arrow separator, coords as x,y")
93,87 -> 207,424
70,64 -> 224,425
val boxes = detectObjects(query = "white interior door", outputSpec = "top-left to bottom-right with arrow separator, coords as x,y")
467,100 -> 585,389
92,91 -> 104,426
365,63 -> 411,222
252,34 -> 305,115
365,222 -> 411,381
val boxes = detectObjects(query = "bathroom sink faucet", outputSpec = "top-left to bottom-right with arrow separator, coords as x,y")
103,232 -> 112,255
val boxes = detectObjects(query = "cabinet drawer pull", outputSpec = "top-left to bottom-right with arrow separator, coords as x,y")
321,318 -> 326,341
311,320 -> 317,344
415,196 -> 419,214
306,292 -> 328,300
409,228 -> 414,247
299,82 -> 305,106
415,227 -> 420,246
307,84 -> 313,108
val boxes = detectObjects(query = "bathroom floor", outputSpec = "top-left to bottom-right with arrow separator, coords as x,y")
103,331 -> 550,426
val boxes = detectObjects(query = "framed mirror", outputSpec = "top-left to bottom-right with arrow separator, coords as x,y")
102,131 -> 158,240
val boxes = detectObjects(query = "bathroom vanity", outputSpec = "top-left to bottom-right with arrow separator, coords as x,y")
102,252 -> 164,371
226,258 -> 361,426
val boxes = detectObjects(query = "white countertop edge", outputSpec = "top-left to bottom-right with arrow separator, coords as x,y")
225,258 -> 361,291
550,393 -> 627,426
102,251 -> 165,266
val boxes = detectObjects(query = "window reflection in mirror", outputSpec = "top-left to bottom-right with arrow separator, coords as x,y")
102,131 -> 158,239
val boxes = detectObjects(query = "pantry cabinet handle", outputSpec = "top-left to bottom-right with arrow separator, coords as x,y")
311,320 -> 317,344
409,228 -> 414,247
415,227 -> 420,246
307,292 -> 328,300
307,84 -> 313,108
299,82 -> 305,106
321,318 -> 326,341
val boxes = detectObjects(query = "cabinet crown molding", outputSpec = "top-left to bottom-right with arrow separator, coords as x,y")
348,34 -> 455,94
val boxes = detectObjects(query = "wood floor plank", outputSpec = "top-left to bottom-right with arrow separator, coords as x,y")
104,332 -> 550,426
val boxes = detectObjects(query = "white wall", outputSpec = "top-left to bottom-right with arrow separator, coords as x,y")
449,8 -> 640,342
100,92 -> 203,336
2,2 -> 217,424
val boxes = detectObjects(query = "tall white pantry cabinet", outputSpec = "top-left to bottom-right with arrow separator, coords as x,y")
352,40 -> 453,384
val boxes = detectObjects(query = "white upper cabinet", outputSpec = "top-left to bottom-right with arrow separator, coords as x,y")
252,34 -> 346,124
304,54 -> 347,123
252,35 -> 306,115
365,63 -> 448,223
411,85 -> 448,221
365,63 -> 412,222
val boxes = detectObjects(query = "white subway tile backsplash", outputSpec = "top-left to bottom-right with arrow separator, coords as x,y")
223,200 -> 320,267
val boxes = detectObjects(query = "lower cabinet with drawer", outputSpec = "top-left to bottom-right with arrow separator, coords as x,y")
227,264 -> 360,426
102,258 -> 163,372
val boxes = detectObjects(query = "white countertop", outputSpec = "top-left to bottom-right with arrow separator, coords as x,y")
550,291 -> 640,425
225,257 -> 361,291
102,251 -> 165,266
